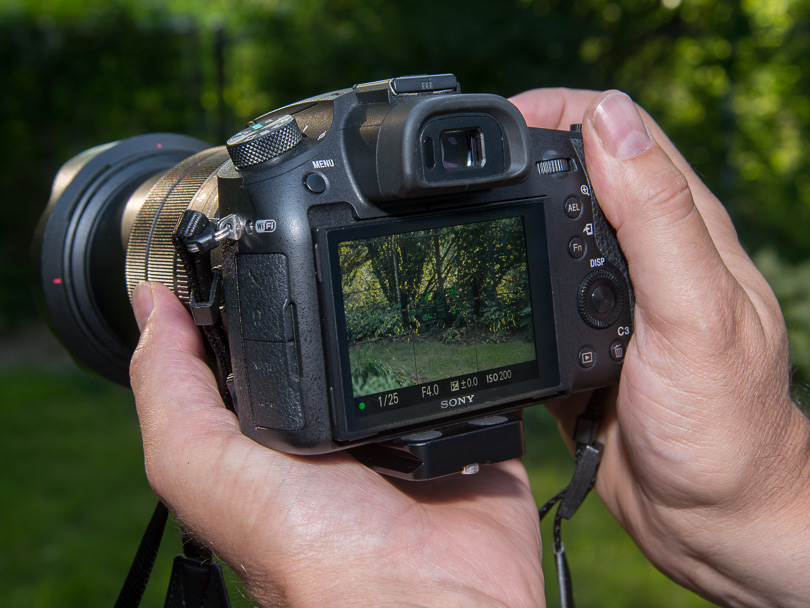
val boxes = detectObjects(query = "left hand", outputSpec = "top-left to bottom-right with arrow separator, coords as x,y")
130,281 -> 546,608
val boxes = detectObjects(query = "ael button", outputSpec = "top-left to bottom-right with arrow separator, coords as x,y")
578,269 -> 625,329
565,196 -> 583,219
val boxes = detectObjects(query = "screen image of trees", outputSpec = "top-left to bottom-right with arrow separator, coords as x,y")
339,217 -> 536,396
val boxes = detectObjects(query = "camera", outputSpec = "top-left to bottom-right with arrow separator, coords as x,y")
33,74 -> 633,479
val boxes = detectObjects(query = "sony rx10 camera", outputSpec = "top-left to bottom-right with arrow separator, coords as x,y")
33,74 -> 633,479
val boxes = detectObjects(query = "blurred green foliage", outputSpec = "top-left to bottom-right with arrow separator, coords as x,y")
3,0 -> 810,605
4,0 -> 810,376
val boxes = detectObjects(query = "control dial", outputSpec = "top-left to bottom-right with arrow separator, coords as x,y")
226,114 -> 303,170
578,269 -> 625,329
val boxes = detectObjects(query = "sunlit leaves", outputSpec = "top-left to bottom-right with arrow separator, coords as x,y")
5,0 -> 810,377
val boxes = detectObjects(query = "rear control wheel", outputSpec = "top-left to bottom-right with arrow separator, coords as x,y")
578,269 -> 625,329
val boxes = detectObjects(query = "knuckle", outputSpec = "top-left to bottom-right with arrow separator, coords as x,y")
705,282 -> 787,392
636,164 -> 693,225
128,342 -> 147,386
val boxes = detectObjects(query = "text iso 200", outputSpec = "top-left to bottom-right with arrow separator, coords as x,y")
486,369 -> 512,384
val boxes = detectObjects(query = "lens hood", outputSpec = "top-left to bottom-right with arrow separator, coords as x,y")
32,133 -> 209,385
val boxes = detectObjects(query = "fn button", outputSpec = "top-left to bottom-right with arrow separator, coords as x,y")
568,237 -> 586,259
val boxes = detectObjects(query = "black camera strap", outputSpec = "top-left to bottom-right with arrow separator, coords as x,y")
538,389 -> 606,608
172,210 -> 236,413
115,501 -> 231,608
115,502 -> 169,607
111,211 -> 240,607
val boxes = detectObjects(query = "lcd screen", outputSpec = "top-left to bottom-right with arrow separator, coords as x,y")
325,205 -> 559,437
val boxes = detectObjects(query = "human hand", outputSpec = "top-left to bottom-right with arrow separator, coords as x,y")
129,281 -> 545,608
510,88 -> 810,607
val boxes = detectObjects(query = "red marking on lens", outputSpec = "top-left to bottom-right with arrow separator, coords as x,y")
157,143 -> 163,149
53,278 -> 63,285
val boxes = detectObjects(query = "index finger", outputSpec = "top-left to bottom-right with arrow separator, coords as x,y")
510,88 -> 693,179
509,87 -> 598,131
510,87 -> 752,284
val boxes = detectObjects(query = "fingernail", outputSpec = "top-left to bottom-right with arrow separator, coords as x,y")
593,92 -> 651,159
132,282 -> 154,332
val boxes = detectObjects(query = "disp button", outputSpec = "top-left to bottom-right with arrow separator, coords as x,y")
578,269 -> 624,329
590,283 -> 615,315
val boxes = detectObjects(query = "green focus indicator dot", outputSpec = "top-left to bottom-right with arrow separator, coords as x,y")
359,402 -> 366,410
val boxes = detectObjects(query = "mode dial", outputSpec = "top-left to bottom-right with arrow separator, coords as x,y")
226,114 -> 303,170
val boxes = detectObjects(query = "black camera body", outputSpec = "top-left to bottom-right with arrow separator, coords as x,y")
215,75 -> 632,474
34,74 -> 633,479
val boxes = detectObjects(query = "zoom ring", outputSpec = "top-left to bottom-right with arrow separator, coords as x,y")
226,115 -> 303,170
125,147 -> 229,304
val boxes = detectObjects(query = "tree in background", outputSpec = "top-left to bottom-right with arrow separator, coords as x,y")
5,3 -> 810,606
4,0 -> 810,380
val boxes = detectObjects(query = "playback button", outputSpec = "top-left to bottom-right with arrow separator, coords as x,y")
578,346 -> 597,369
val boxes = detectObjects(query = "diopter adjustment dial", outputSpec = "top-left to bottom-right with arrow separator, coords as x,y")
577,269 -> 625,329
226,114 -> 303,170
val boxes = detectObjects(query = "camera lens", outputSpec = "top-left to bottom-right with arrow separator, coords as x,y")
33,133 -> 225,385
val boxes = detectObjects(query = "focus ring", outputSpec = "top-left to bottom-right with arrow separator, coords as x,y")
125,147 -> 229,303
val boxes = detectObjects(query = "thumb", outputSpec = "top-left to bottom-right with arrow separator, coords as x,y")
583,91 -> 738,338
130,281 -> 214,397
129,282 -> 240,499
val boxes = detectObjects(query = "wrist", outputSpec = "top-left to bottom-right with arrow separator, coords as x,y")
244,575 -> 515,608
649,401 -> 810,607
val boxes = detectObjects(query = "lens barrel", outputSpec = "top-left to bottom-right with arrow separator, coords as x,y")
124,146 -> 228,304
33,133 -> 212,386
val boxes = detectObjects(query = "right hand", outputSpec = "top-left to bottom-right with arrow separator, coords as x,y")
511,87 -> 810,607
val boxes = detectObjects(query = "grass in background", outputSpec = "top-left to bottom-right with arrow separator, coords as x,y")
350,337 -> 534,385
0,366 -> 251,607
2,358 -> 716,607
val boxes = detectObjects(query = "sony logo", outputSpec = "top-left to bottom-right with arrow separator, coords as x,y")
440,394 -> 475,409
